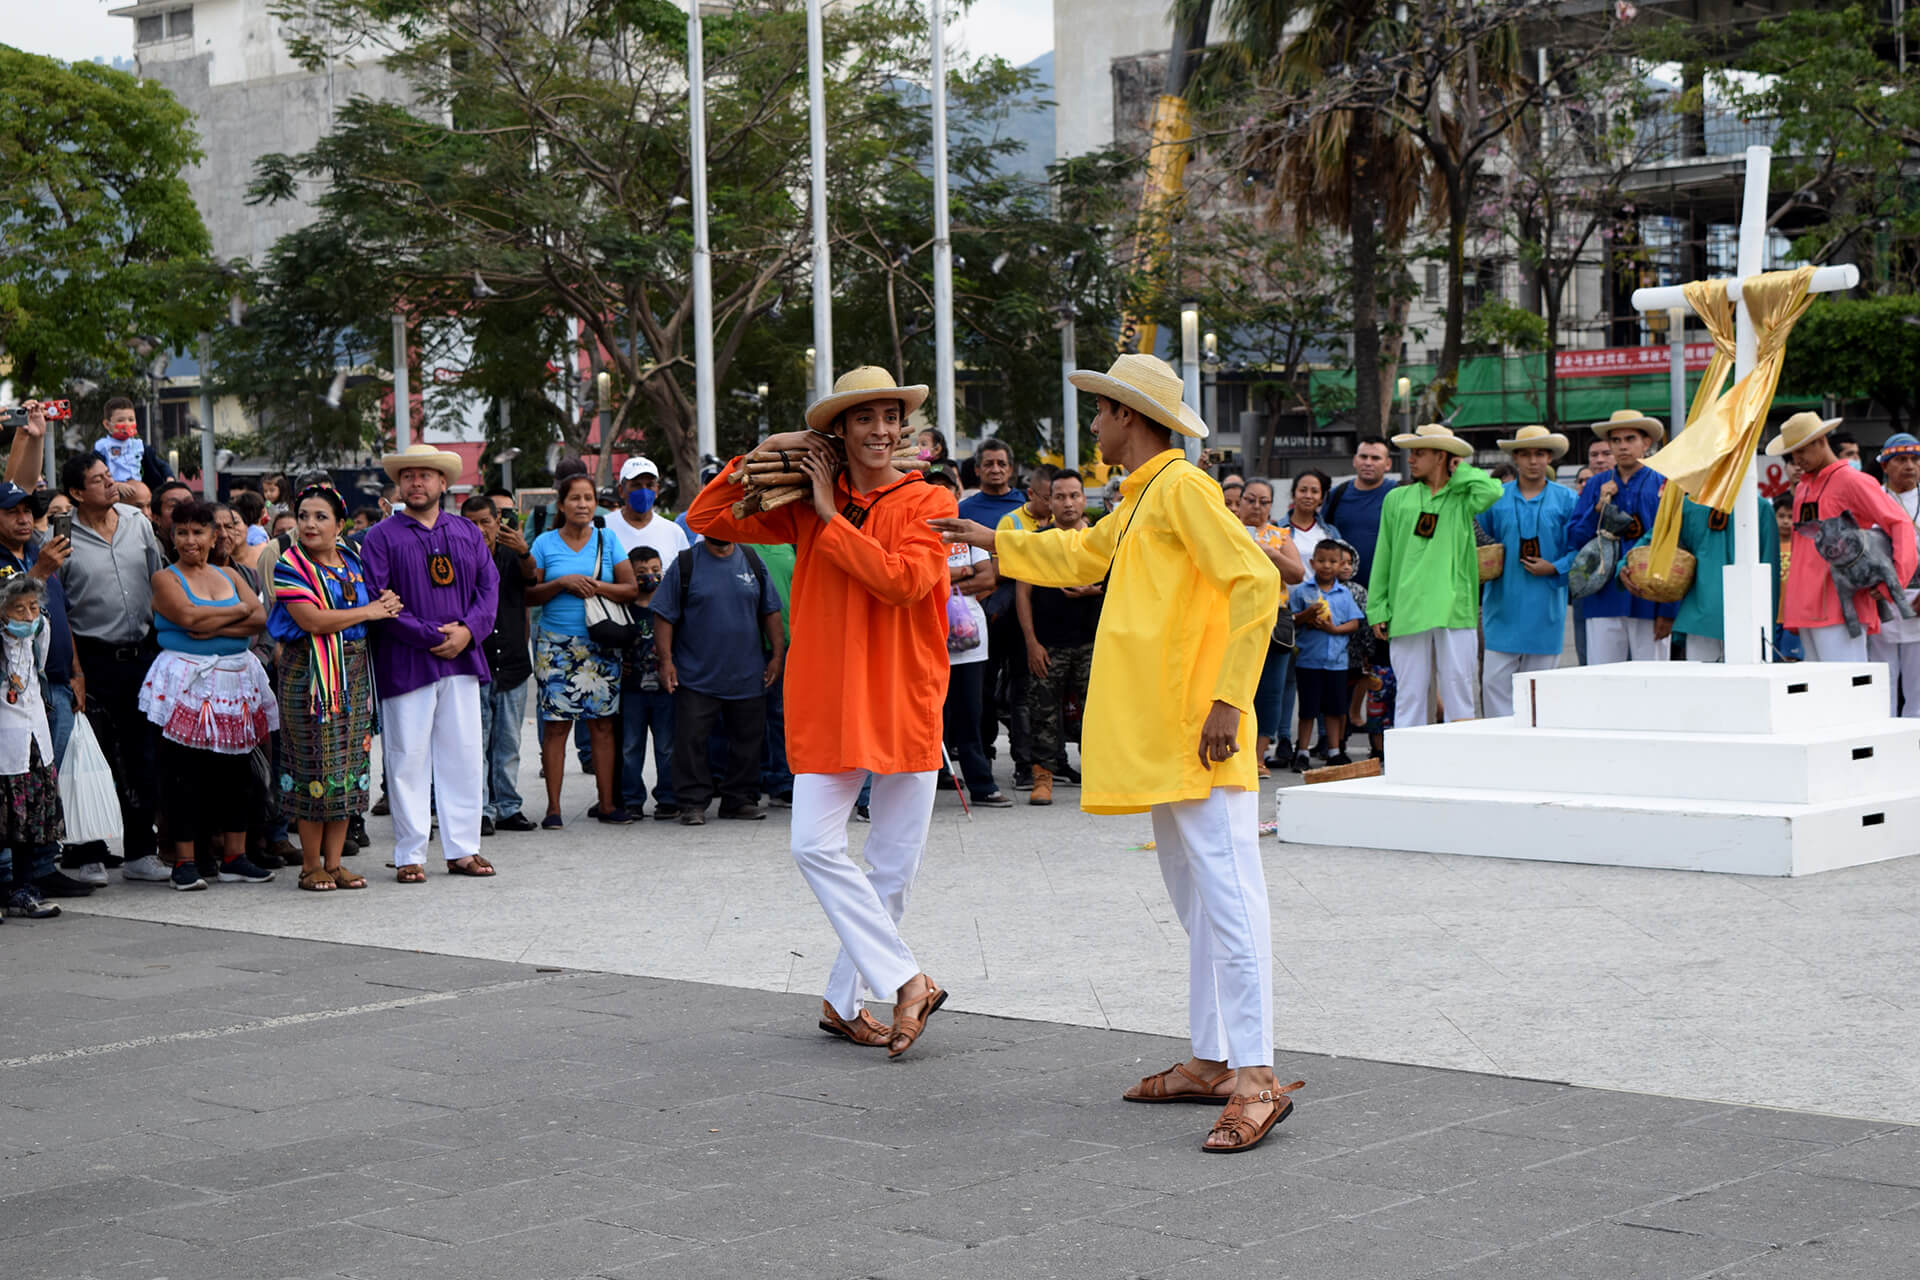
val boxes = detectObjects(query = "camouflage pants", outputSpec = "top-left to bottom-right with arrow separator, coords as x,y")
1025,643 -> 1094,770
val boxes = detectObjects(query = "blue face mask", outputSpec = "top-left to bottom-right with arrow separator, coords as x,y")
626,487 -> 658,516
5,618 -> 38,638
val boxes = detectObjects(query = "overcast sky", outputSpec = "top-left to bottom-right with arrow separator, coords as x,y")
7,0 -> 1053,68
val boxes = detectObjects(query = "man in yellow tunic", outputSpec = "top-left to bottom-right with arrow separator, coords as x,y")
934,354 -> 1298,1154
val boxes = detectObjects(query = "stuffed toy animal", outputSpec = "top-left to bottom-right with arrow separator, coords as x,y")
1796,511 -> 1917,637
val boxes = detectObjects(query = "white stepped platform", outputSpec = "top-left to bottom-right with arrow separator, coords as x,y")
1279,662 -> 1920,877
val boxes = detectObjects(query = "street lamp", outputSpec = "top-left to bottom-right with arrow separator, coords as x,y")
1201,330 -> 1221,449
1179,300 -> 1201,462
499,446 -> 521,491
756,382 -> 770,436
1397,375 -> 1413,481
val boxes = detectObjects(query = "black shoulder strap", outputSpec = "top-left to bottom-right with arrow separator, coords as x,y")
675,546 -> 696,615
740,544 -> 768,594
1100,462 -> 1173,593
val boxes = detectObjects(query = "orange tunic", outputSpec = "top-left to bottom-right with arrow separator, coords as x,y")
687,460 -> 954,775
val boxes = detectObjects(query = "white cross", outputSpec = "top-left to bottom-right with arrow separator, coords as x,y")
1628,145 -> 1859,665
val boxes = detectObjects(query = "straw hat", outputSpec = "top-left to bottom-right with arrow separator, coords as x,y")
1591,408 -> 1666,445
805,367 -> 929,432
1879,432 -> 1920,464
1390,423 -> 1472,457
380,442 -> 463,483
1764,411 -> 1845,458
1068,353 -> 1209,439
1497,424 -> 1569,459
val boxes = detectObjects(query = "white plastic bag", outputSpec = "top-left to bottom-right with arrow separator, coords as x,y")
58,713 -> 123,845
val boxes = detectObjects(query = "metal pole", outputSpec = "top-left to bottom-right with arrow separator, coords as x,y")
806,0 -> 834,401
930,0 -> 956,454
1179,302 -> 1201,462
1725,145 -> 1772,665
391,313 -> 411,451
1667,306 -> 1687,437
689,3 -> 716,462
198,332 -> 216,497
1060,317 -> 1078,473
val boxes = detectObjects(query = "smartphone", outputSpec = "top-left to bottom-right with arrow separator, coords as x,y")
50,512 -> 72,542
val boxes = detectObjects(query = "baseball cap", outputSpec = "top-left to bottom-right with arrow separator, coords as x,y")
0,482 -> 30,510
618,457 -> 660,482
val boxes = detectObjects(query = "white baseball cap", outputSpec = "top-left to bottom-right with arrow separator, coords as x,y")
618,456 -> 660,482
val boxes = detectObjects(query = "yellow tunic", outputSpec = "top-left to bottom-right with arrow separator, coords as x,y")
996,450 -> 1281,815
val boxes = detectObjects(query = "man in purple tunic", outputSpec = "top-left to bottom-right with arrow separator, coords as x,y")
361,445 -> 501,882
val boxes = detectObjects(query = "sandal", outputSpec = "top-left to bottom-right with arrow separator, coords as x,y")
330,865 -> 367,890
446,854 -> 495,877
887,976 -> 948,1060
818,1001 -> 893,1048
395,864 -> 427,884
1123,1060 -> 1235,1105
297,867 -> 337,892
1202,1080 -> 1305,1154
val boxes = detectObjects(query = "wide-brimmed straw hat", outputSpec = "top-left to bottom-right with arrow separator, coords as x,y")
1591,408 -> 1666,445
1497,425 -> 1569,459
380,443 -> 463,483
805,367 -> 930,432
1391,423 -> 1472,457
1068,353 -> 1208,439
1765,411 -> 1845,458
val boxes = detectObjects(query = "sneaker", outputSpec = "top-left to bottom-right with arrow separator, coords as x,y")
1053,765 -> 1080,786
37,870 -> 95,897
5,886 -> 59,918
853,804 -> 870,823
480,815 -> 496,837
494,812 -> 537,833
767,793 -> 792,809
679,810 -> 707,826
71,862 -> 109,887
652,806 -> 682,822
123,855 -> 172,883
974,791 -> 1015,808
216,857 -> 274,884
1290,752 -> 1311,773
1327,751 -> 1353,766
1013,768 -> 1035,791
170,862 -> 207,892
593,807 -> 636,825
249,846 -> 284,870
347,816 -> 370,849
718,804 -> 765,821
541,813 -> 564,830
370,795 -> 390,817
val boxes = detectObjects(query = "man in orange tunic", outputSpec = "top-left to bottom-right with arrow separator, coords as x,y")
687,368 -> 955,1058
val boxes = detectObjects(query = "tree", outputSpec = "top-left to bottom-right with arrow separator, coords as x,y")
1779,295 -> 1920,430
0,48 -> 219,394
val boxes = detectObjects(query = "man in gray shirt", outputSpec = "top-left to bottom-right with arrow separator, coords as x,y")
57,453 -> 165,884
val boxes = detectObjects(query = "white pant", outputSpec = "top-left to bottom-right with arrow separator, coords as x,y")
1390,628 -> 1478,727
790,769 -> 938,1018
1481,651 -> 1558,719
1152,788 -> 1274,1069
1684,635 -> 1724,663
1867,632 -> 1920,715
384,676 -> 484,867
1585,616 -> 1670,665
1800,623 -> 1868,664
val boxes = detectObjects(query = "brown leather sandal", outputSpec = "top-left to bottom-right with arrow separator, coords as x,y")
887,977 -> 948,1060
330,865 -> 367,890
818,1001 -> 893,1048
297,867 -> 337,892
447,854 -> 495,877
395,864 -> 427,884
1202,1080 -> 1305,1154
1123,1060 -> 1235,1104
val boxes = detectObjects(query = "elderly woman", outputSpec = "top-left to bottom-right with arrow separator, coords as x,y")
269,485 -> 401,892
527,471 -> 639,828
138,501 -> 280,891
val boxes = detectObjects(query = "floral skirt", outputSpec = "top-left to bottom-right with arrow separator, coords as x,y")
534,629 -> 620,720
276,639 -> 376,823
138,650 -> 279,752
0,741 -> 62,851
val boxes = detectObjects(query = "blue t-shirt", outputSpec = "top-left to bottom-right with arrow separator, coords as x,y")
1324,479 -> 1396,582
531,528 -> 619,637
0,540 -> 73,684
1287,578 -> 1365,670
957,489 -> 1026,530
650,545 -> 781,700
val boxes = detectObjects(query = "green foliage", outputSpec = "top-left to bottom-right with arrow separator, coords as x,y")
1780,295 -> 1920,427
1466,298 -> 1547,354
0,47 -> 219,393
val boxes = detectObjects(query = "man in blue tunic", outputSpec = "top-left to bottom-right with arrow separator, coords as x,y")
1480,426 -> 1576,717
1568,410 -> 1677,663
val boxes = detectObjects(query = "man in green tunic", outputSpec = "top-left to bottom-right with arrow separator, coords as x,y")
1366,424 -> 1503,727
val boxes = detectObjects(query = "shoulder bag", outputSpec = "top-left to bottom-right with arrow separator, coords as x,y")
583,527 -> 640,648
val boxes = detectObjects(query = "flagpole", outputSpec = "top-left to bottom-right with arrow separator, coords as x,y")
929,0 -> 956,454
689,2 -> 716,462
807,0 -> 834,400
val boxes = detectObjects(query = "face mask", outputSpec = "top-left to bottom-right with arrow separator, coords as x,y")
638,573 -> 662,590
626,488 -> 657,516
5,618 -> 38,638
1848,458 -> 1863,470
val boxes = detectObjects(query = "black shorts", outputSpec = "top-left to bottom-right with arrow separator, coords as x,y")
1296,666 -> 1348,720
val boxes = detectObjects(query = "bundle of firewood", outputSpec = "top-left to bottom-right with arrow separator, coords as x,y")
726,439 -> 930,518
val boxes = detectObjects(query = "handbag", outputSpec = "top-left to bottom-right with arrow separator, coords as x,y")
58,712 -> 124,845
583,528 -> 640,648
1271,608 -> 1296,652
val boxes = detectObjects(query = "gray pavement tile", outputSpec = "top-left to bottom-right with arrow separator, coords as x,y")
872,1219 -> 1224,1280
1620,1170 -> 1920,1246
1298,1124 -> 1588,1193
598,1170 -> 913,1244
1701,1207 -> 1920,1278
366,1129 -> 657,1192
378,1096 -> 650,1149
1291,1075 -> 1572,1150
162,1221 -> 450,1280
350,1168 -> 679,1245
14,1222 -> 224,1280
1146,1221 -> 1500,1280
1788,1127 -> 1920,1189
1469,1088 -> 1728,1144
1103,1170 -> 1416,1246
598,1222 -> 961,1280
1,1091 -> 251,1147
0,1130 -> 232,1195
0,1172 -> 221,1240
1531,1128 -> 1830,1193
170,1094 -> 460,1149
1052,1129 -> 1352,1193
1443,1220 -> 1770,1280
1358,1169 -> 1673,1247
1679,1104 -> 1907,1145
339,1218 -> 672,1280
888,1167 -> 1161,1244
129,1171 -> 449,1245
144,1134 -> 462,1194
